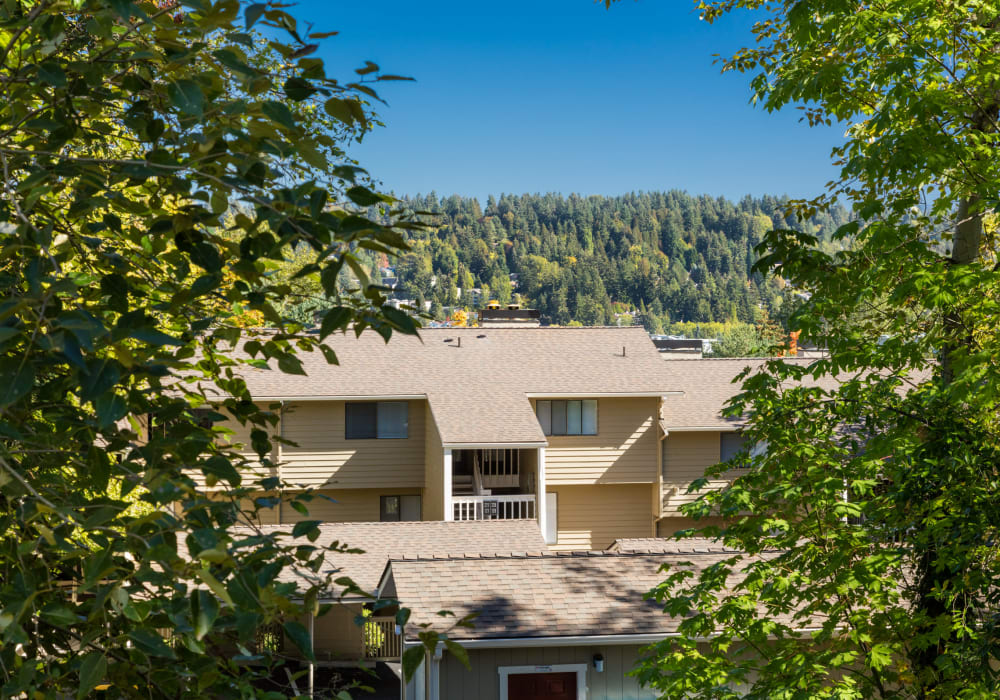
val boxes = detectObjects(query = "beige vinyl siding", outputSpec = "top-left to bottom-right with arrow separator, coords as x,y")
294,603 -> 365,660
438,644 -> 656,700
423,408 -> 445,521
541,397 -> 659,485
190,405 -> 278,490
656,515 -> 728,537
277,487 -> 423,523
548,484 -> 653,551
237,494 -> 280,525
662,431 -> 720,480
661,431 -> 733,514
280,400 -> 425,489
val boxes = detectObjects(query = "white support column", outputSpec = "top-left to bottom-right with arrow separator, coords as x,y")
443,449 -> 453,521
429,644 -> 443,700
410,646 -> 425,700
308,613 -> 315,698
537,447 -> 547,541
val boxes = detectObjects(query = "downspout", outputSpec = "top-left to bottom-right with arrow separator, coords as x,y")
655,396 -> 667,533
278,400 -> 285,524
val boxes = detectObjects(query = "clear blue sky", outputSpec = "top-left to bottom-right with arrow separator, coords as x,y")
300,0 -> 841,202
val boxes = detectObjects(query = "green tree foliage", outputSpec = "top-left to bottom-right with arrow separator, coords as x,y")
0,0 -> 461,696
636,1 -> 1000,697
392,192 -> 846,327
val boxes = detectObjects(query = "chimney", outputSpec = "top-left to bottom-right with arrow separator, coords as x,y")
478,305 -> 541,328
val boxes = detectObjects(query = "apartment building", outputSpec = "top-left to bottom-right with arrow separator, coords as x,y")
207,325 -> 678,551
191,327 -> 800,698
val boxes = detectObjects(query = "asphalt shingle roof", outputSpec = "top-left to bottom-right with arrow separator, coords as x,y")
660,358 -> 776,431
659,358 -> 930,431
223,326 -> 674,444
246,520 -> 549,598
381,550 -> 774,641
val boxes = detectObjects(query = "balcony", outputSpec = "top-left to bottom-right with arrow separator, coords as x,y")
453,494 -> 536,521
363,616 -> 402,661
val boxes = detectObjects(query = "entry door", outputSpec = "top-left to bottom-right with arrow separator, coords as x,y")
508,671 -> 577,700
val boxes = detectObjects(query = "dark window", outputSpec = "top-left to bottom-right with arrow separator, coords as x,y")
192,409 -> 214,429
380,495 -> 400,521
346,402 -> 408,439
536,400 -> 597,436
345,403 -> 378,439
551,400 -> 567,435
721,432 -> 750,468
376,402 -> 408,439
380,495 -> 421,521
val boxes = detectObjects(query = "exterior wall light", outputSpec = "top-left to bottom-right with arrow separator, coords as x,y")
593,654 -> 604,673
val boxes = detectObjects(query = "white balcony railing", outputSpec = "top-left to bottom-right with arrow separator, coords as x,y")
453,494 -> 536,521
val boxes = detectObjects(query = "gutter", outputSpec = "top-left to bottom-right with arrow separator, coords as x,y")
443,442 -> 547,449
524,392 -> 683,399
402,627 -> 829,651
250,394 -> 427,402
662,425 -> 742,432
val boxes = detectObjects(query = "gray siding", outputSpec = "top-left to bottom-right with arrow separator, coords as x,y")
440,644 -> 656,700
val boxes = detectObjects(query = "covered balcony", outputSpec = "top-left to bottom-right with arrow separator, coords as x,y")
450,448 -> 538,521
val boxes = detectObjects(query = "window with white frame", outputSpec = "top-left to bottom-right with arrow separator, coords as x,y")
535,399 -> 597,436
345,401 -> 409,439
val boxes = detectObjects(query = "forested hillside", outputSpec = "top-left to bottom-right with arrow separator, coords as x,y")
389,191 -> 848,332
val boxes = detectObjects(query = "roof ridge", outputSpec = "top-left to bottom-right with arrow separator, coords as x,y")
666,356 -> 814,361
419,325 -> 650,331
385,550 -> 724,563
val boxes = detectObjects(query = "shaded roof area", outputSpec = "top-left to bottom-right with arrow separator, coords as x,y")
222,326 -> 674,444
381,550 -> 779,641
245,520 -> 549,598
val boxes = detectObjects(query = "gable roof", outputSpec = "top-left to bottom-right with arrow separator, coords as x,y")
380,550 -> 778,641
225,326 -> 674,445
252,520 -> 549,599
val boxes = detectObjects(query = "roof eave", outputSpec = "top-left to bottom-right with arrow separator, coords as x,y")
247,394 -> 427,402
525,391 -> 682,399
442,441 -> 548,449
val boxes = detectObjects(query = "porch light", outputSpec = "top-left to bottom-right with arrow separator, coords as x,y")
593,654 -> 604,673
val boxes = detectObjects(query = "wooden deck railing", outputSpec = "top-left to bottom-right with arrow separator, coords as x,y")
363,617 -> 401,660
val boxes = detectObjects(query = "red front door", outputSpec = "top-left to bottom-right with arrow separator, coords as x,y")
507,671 -> 577,700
